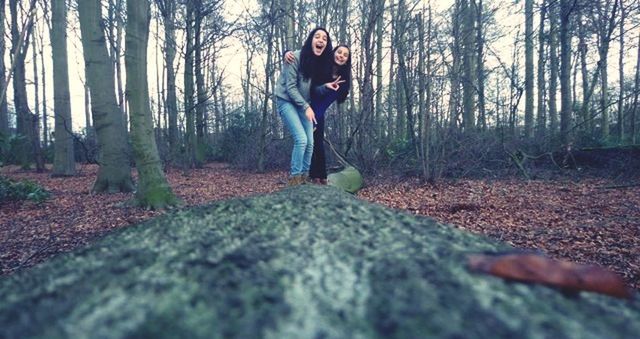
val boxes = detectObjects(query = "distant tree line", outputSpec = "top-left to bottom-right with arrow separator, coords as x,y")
0,0 -> 638,206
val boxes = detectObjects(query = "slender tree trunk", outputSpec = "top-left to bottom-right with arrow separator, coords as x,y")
387,0 -> 396,142
78,0 -> 134,193
10,0 -> 38,168
125,0 -> 178,208
184,1 -> 196,168
616,3 -> 624,141
31,29 -> 44,172
161,0 -> 179,163
39,7 -> 48,149
375,0 -> 385,140
536,0 -> 547,139
461,0 -> 476,132
258,0 -> 276,173
559,0 -> 573,145
578,10 -> 590,132
548,2 -> 559,136
474,0 -> 486,131
631,33 -> 640,144
32,27 -> 39,142
524,0 -> 534,138
51,0 -> 76,176
449,0 -> 462,130
0,0 -> 7,136
195,1 -> 206,148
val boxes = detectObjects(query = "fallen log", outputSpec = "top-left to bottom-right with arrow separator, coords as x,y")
0,186 -> 638,338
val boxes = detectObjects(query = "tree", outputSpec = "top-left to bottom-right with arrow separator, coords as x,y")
461,0 -> 476,132
125,0 -> 179,208
616,2 -> 624,141
10,0 -> 40,169
0,0 -> 7,136
524,0 -> 534,138
536,0 -> 547,138
78,0 -> 134,193
548,1 -> 559,136
51,0 -> 75,176
155,0 -> 180,162
559,0 -> 573,145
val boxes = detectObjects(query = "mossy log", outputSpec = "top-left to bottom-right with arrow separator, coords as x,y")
1,185 -> 639,338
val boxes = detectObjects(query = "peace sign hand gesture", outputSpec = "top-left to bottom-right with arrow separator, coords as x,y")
325,76 -> 346,91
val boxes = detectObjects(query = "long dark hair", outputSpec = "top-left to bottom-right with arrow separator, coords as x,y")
300,27 -> 333,81
333,44 -> 352,104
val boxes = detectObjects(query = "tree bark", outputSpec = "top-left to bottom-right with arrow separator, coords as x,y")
51,0 -> 76,176
578,9 -> 590,132
184,1 -> 197,168
78,0 -> 134,193
461,0 -> 476,132
536,0 -> 547,139
524,0 -> 534,138
125,0 -> 178,208
548,2 -> 559,136
474,0 -> 486,131
194,0 -> 207,152
158,0 -> 179,163
0,0 -> 7,136
559,0 -> 573,145
10,0 -> 38,167
631,33 -> 640,144
616,2 -> 624,141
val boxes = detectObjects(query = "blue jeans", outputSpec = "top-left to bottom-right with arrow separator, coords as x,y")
277,98 -> 314,176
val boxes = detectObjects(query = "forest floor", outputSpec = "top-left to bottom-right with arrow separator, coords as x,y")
1,163 -> 639,290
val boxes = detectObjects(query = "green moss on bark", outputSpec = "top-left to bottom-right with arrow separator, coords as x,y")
1,186 -> 638,338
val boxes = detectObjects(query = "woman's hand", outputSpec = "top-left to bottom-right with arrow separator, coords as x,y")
284,51 -> 296,64
305,106 -> 317,124
325,76 -> 346,91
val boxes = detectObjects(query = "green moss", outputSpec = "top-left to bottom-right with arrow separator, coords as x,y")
1,185 -> 638,338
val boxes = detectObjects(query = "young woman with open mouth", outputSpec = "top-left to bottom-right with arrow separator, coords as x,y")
274,28 -> 333,186
285,45 -> 352,185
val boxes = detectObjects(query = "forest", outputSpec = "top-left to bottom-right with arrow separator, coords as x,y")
0,0 -> 640,325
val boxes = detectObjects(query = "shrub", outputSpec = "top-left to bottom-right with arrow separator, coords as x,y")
0,176 -> 50,204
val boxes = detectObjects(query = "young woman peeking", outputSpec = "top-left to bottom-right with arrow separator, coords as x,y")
285,45 -> 352,184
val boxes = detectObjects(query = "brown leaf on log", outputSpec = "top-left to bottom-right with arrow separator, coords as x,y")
467,253 -> 632,299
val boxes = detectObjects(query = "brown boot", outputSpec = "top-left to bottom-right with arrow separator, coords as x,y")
287,175 -> 303,186
318,178 -> 328,185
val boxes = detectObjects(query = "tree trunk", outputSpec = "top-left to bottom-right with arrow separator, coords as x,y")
578,10 -> 590,132
10,0 -> 38,168
375,0 -> 385,140
387,0 -> 396,142
39,5 -> 48,149
160,0 -> 179,163
474,0 -> 486,131
257,0 -> 276,173
78,0 -> 134,193
631,33 -> 640,144
559,0 -> 573,145
548,2 -> 559,136
51,0 -> 76,176
536,0 -> 547,139
0,0 -> 7,136
461,0 -> 476,132
524,0 -> 534,138
194,1 -> 206,153
616,2 -> 624,141
125,0 -> 178,209
184,1 -> 197,168
449,0 -> 462,130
